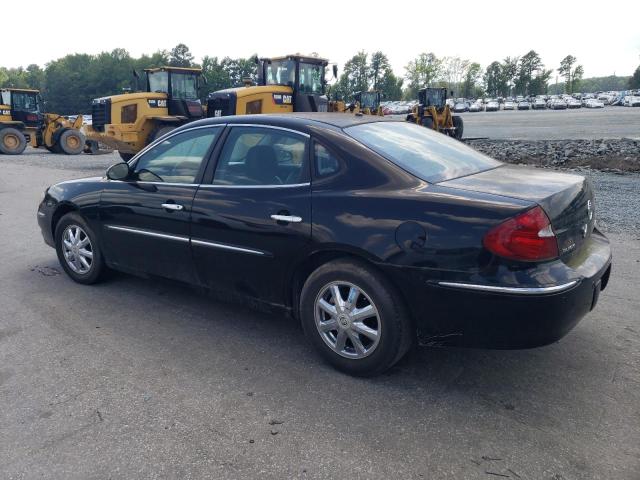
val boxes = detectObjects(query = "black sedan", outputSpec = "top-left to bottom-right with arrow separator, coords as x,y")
37,114 -> 612,376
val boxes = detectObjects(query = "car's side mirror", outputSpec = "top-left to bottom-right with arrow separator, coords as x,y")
106,162 -> 131,181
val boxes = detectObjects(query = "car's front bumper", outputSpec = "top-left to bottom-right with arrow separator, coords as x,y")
37,199 -> 55,248
384,230 -> 612,349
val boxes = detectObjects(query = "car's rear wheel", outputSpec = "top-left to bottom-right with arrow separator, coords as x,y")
55,212 -> 105,284
300,259 -> 413,376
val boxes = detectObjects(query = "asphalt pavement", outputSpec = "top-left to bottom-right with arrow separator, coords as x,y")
1,153 -> 639,479
459,106 -> 640,140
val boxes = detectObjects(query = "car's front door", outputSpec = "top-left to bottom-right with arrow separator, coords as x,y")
100,126 -> 222,282
190,125 -> 312,305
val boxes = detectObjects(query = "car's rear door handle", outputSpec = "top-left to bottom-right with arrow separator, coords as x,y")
270,214 -> 302,223
162,203 -> 184,211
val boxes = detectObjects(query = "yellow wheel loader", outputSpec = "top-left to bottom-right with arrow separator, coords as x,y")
207,54 -> 331,117
0,88 -> 85,155
84,67 -> 205,160
329,90 -> 384,116
406,87 -> 463,140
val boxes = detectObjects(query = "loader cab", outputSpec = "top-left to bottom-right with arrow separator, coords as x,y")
354,91 -> 381,110
257,55 -> 329,112
1,88 -> 43,127
144,67 -> 204,119
419,88 -> 448,111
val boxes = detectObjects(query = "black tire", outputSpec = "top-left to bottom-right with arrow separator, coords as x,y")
119,151 -> 134,162
58,128 -> 86,155
299,259 -> 413,376
0,127 -> 27,155
54,212 -> 106,285
421,116 -> 434,130
149,125 -> 176,144
452,115 -> 464,140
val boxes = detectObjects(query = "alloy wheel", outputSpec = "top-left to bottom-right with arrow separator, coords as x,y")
62,225 -> 93,274
314,281 -> 381,359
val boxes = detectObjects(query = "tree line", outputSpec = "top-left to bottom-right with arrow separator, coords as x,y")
1,43 -> 638,114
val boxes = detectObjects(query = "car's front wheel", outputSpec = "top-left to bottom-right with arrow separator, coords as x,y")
55,212 -> 105,284
300,259 -> 413,376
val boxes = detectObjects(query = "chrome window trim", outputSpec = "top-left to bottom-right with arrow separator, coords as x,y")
127,124 -> 227,165
227,124 -> 311,138
437,280 -> 579,295
199,182 -> 310,189
191,239 -> 266,256
105,225 -> 189,243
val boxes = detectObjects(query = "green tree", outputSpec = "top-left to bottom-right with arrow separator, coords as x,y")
334,51 -> 369,100
500,56 -> 519,96
515,50 -> 544,95
221,56 -> 257,87
169,43 -> 195,67
558,55 -> 584,93
484,61 -> 503,97
628,65 -> 640,89
404,52 -> 441,99
461,62 -> 482,98
200,56 -> 231,96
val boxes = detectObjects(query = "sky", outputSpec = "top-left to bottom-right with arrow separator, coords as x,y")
4,0 -> 639,79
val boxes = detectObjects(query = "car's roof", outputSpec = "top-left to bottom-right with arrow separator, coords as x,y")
190,112 -> 400,130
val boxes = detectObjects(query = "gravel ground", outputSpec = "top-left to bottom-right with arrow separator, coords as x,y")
0,151 -> 638,479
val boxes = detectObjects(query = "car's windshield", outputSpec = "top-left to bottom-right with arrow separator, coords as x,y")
170,72 -> 198,100
345,121 -> 501,183
11,91 -> 39,112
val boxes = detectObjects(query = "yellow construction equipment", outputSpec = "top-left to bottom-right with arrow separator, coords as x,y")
328,90 -> 384,116
207,54 -> 331,117
84,66 -> 205,160
0,88 -> 85,155
406,87 -> 463,139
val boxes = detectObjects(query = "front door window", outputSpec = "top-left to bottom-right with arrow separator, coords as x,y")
132,127 -> 221,184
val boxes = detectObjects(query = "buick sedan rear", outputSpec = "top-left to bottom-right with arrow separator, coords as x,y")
37,114 -> 612,376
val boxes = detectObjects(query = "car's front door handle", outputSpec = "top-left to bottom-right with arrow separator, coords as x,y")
162,203 -> 184,211
270,214 -> 302,223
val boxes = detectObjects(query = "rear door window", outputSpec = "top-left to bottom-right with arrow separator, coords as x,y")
213,127 -> 309,186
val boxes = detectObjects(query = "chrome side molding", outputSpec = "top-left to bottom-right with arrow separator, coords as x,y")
437,280 -> 579,295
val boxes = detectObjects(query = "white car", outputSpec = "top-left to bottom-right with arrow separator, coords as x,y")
623,96 -> 640,107
567,98 -> 582,109
584,99 -> 605,108
469,102 -> 484,112
503,101 -> 515,110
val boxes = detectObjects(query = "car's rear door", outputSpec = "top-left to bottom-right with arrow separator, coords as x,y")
99,126 -> 222,283
190,125 -> 312,305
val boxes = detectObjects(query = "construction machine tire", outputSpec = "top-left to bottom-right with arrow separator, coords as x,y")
119,152 -> 135,162
452,116 -> 464,140
0,128 -> 28,155
421,117 -> 434,130
149,125 -> 176,144
58,128 -> 86,155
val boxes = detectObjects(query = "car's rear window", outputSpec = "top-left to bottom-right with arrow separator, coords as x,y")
344,121 -> 501,183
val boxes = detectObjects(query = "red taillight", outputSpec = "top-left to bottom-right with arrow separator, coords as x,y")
483,206 -> 559,262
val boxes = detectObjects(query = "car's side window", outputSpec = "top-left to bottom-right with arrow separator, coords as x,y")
213,127 -> 308,186
314,142 -> 341,177
132,127 -> 220,184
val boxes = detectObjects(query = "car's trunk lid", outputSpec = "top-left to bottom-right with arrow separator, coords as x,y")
439,165 -> 595,257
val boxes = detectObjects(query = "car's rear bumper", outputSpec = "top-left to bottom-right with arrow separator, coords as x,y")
384,230 -> 612,349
